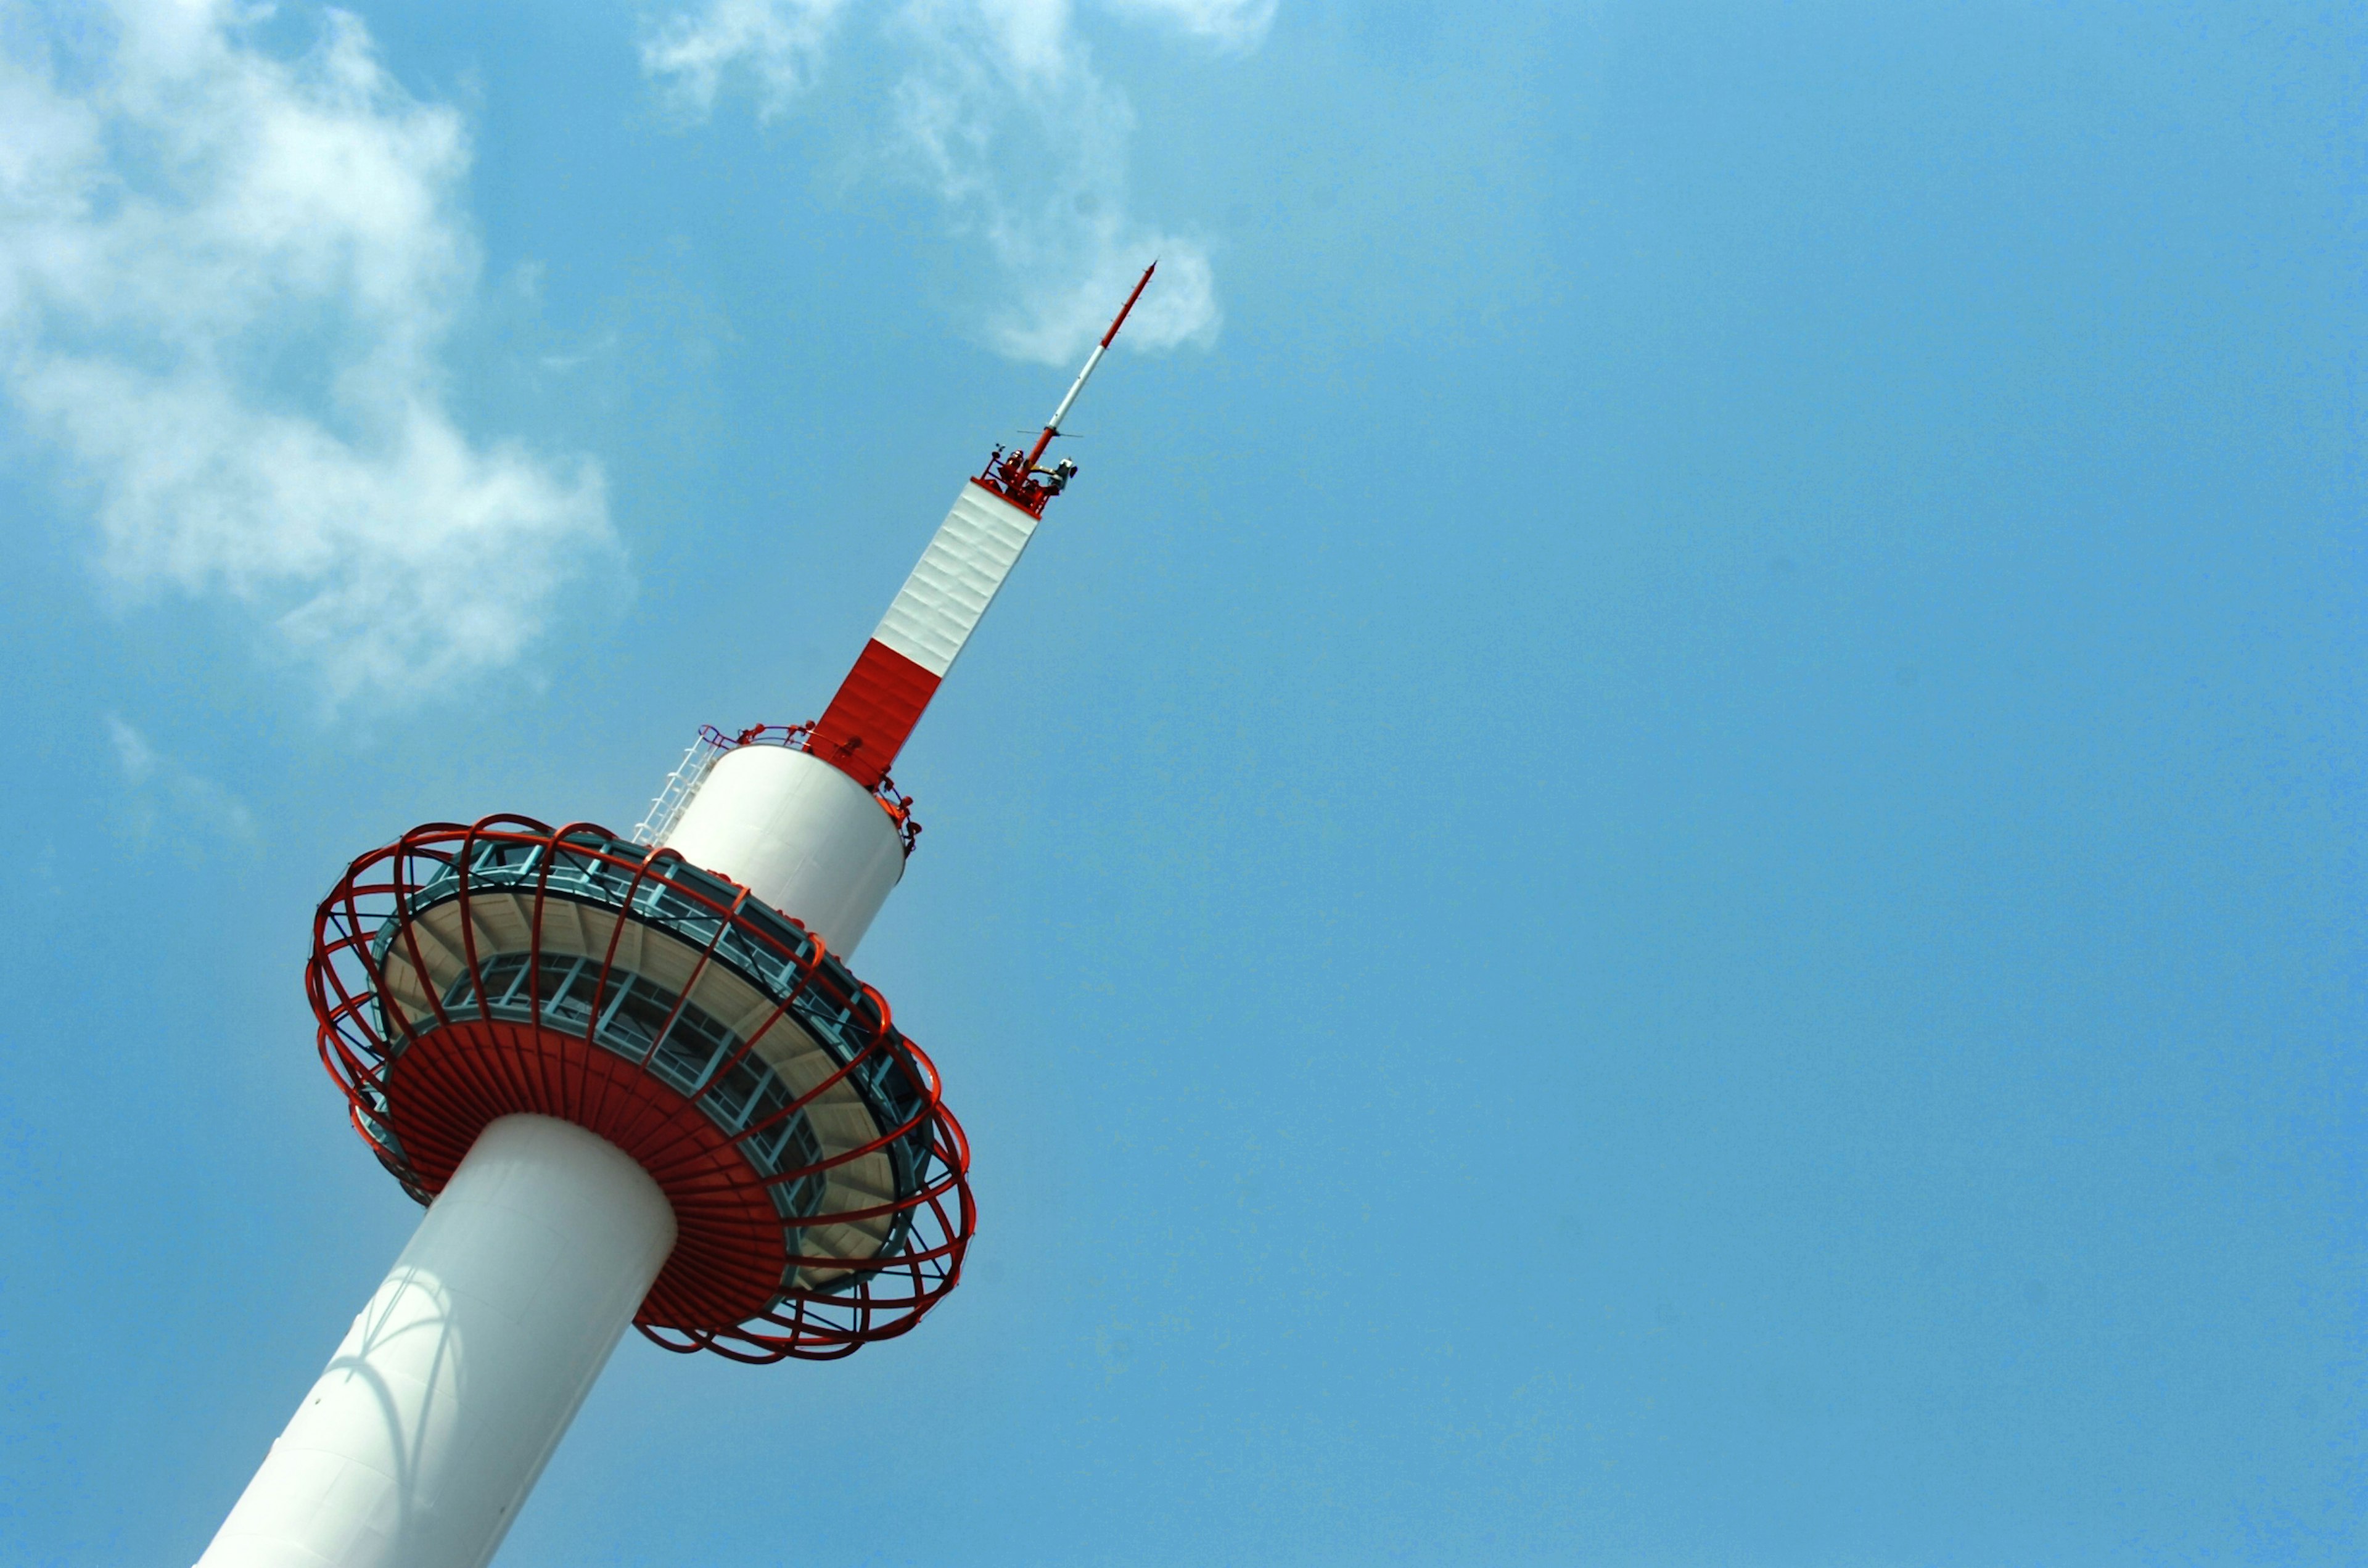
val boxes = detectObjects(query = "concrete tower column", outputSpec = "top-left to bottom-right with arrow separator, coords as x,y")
662,742 -> 905,954
197,1116 -> 678,1568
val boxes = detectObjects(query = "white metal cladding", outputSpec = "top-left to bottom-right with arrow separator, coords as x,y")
661,744 -> 906,956
872,483 -> 1040,678
199,1115 -> 676,1568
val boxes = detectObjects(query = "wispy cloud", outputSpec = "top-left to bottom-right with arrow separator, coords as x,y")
641,0 -> 1267,364
1101,0 -> 1275,51
106,715 -> 257,852
644,0 -> 849,120
0,1 -> 617,702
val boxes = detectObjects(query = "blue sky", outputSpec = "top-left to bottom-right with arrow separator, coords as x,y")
1,1 -> 2362,1564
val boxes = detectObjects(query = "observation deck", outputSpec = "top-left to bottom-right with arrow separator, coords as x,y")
310,817 -> 971,1361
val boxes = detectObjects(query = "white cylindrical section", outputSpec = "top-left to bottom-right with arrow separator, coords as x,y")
660,743 -> 905,955
198,1117 -> 677,1568
873,484 -> 1040,679
1044,339 -> 1106,433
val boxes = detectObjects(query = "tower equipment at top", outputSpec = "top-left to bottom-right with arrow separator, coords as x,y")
803,258 -> 1157,791
195,263 -> 1160,1568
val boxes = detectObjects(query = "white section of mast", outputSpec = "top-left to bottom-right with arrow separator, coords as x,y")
873,483 -> 1041,679
1042,339 -> 1108,439
197,1117 -> 676,1568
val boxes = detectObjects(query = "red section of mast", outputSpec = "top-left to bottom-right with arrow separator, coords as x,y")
810,640 -> 940,790
1103,260 -> 1159,346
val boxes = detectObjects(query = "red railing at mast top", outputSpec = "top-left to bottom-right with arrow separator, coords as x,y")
969,446 -> 1068,519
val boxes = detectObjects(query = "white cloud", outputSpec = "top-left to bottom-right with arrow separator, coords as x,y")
0,1 -> 616,702
1101,0 -> 1275,51
641,0 -> 847,121
643,0 -> 1256,364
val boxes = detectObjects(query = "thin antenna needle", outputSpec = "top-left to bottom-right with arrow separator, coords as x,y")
1024,261 -> 1156,472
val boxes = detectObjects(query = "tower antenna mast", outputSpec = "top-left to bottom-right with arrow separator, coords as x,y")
1024,259 -> 1157,473
805,261 -> 1159,786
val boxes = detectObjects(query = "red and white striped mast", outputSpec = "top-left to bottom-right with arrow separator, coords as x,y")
803,260 -> 1159,792
648,260 -> 1160,956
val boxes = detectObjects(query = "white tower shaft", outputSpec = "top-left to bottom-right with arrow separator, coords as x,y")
196,1117 -> 677,1568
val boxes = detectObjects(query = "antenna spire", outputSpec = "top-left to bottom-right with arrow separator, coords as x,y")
804,261 -> 1160,789
1022,260 -> 1157,474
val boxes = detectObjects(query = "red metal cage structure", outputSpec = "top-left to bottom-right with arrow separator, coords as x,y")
306,815 -> 974,1362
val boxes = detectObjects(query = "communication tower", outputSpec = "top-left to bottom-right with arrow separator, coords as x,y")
196,265 -> 1160,1568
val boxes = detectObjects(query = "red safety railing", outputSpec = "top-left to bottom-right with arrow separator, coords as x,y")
972,446 -> 1060,519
